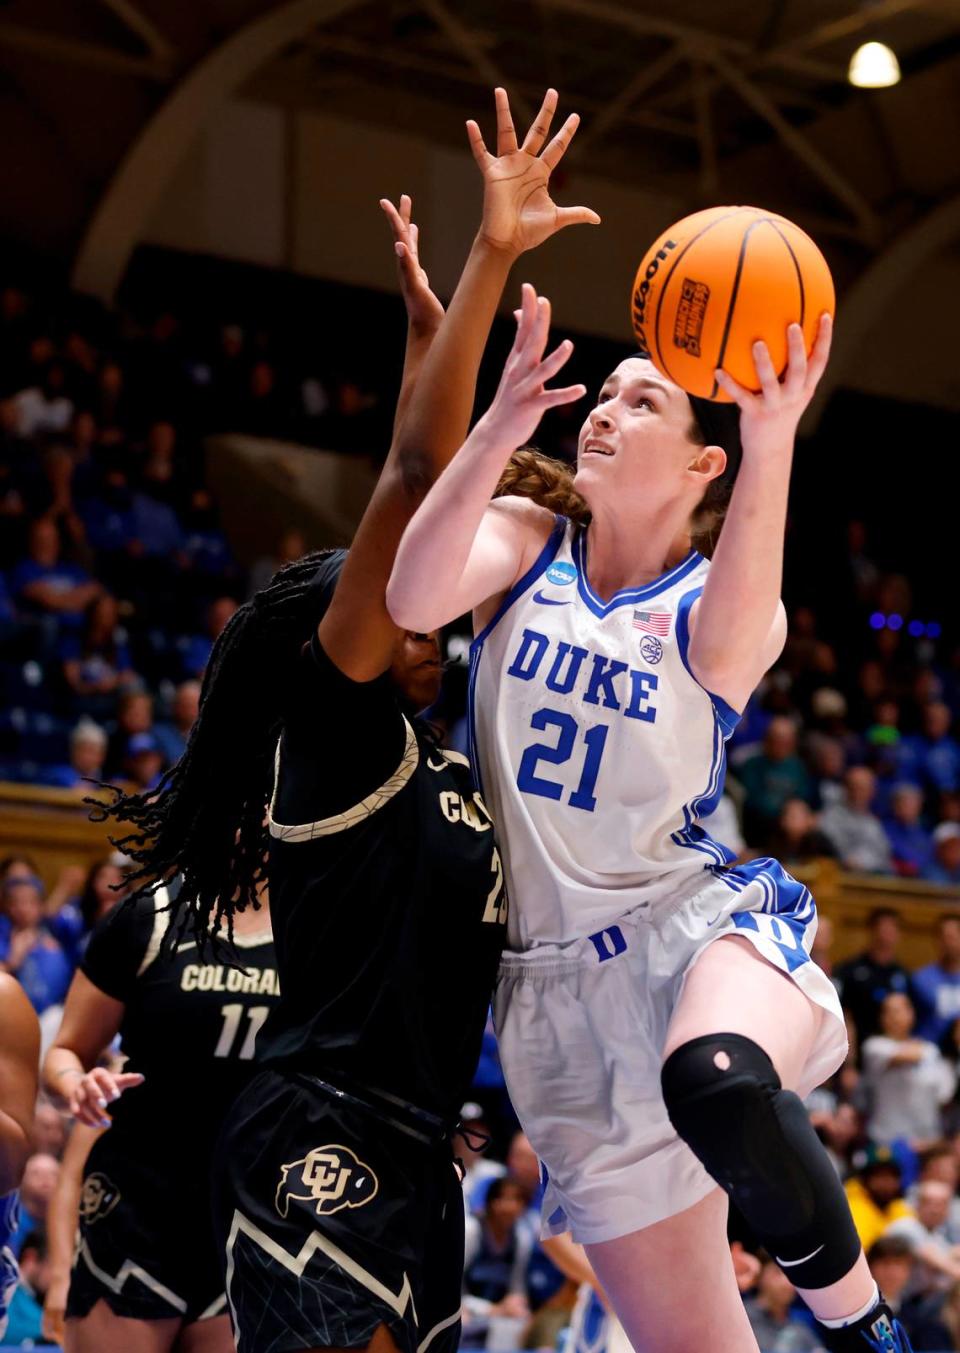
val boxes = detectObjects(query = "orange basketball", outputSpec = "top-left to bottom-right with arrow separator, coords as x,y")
630,205 -> 835,401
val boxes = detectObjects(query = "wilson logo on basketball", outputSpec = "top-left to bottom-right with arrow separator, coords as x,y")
630,239 -> 677,353
275,1145 -> 379,1219
673,279 -> 710,357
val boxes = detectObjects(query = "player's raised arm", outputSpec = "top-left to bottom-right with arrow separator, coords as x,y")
381,191 -> 446,443
387,284 -> 584,633
320,87 -> 599,681
687,314 -> 833,712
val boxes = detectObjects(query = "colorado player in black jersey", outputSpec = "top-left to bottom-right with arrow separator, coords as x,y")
92,88 -> 598,1353
43,884 -> 277,1352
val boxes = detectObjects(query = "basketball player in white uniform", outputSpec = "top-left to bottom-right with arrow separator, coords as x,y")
387,282 -> 913,1353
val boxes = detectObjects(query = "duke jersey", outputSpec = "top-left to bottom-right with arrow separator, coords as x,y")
469,516 -> 740,950
81,889 -> 278,1153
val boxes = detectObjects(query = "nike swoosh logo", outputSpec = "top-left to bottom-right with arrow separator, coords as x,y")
775,1244 -> 825,1268
533,591 -> 571,606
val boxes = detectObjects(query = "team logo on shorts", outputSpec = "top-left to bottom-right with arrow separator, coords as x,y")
79,1173 -> 121,1225
275,1145 -> 379,1219
545,561 -> 577,586
638,634 -> 663,665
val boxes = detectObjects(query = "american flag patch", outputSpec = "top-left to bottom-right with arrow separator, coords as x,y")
632,609 -> 671,636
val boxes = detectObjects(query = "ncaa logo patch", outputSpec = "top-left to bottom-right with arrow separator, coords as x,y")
79,1173 -> 121,1225
545,561 -> 577,586
638,634 -> 663,665
276,1145 -> 379,1219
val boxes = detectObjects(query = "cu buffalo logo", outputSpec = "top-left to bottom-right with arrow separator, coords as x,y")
275,1145 -> 379,1219
79,1173 -> 121,1225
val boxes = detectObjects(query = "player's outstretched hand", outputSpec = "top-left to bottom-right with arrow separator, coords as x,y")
68,1066 -> 145,1128
467,87 -> 601,257
477,282 -> 585,452
380,194 -> 444,336
714,313 -> 832,457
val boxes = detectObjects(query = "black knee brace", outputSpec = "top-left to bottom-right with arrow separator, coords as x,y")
661,1034 -> 861,1290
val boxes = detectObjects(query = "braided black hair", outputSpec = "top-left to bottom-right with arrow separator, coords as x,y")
90,549 -> 344,951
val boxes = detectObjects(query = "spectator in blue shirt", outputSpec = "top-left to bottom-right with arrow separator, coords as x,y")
10,517 -> 100,632
123,730 -> 165,793
181,489 -> 240,590
6,1157 -> 58,1259
46,855 -> 129,968
461,1179 -> 533,1347
105,689 -> 154,778
884,783 -> 935,879
902,703 -> 960,796
0,877 -> 73,1014
41,717 -> 108,792
79,460 -> 137,556
913,914 -> 960,1045
130,487 -> 183,559
2,1230 -> 48,1344
178,595 -> 237,680
59,593 -> 134,714
153,679 -> 200,767
926,823 -> 960,888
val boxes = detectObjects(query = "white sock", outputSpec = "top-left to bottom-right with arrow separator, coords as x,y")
818,1283 -> 880,1330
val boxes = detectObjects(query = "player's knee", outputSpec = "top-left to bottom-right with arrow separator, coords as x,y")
661,1033 -> 861,1289
660,1033 -> 785,1196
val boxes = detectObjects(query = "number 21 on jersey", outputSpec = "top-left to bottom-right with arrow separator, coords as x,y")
517,708 -> 609,812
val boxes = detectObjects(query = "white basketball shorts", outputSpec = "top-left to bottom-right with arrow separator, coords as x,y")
494,857 -> 846,1245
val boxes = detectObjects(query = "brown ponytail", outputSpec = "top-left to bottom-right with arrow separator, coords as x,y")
687,389 -> 740,559
495,445 -> 730,558
494,448 -> 590,525
689,476 -> 732,558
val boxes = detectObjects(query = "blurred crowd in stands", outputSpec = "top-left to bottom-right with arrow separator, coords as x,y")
2,267 -> 960,1348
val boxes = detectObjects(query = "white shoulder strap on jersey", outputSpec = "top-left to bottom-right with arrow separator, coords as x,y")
268,716 -> 419,843
136,886 -> 171,978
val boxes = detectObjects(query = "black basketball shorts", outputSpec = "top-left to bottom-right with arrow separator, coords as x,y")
213,1068 -> 465,1353
67,1133 -> 226,1324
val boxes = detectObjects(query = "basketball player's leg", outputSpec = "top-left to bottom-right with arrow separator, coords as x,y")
63,1300 -> 180,1353
299,1325 -> 405,1353
661,935 -> 874,1323
584,1187 -> 758,1353
173,1313 -> 235,1352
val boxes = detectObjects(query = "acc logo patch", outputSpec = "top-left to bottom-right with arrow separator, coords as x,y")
276,1145 -> 379,1219
638,634 -> 663,665
545,561 -> 577,586
79,1173 -> 121,1225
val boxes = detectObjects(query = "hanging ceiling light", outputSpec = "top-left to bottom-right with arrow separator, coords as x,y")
848,40 -> 901,88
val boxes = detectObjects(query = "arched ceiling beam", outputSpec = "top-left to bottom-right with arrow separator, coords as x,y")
72,0 -> 364,302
